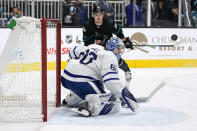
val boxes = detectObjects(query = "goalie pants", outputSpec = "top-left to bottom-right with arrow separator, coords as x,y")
61,76 -> 105,100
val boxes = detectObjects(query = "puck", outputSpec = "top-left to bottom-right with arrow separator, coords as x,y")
171,34 -> 178,41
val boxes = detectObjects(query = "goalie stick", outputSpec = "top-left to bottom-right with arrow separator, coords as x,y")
135,82 -> 165,103
122,81 -> 164,104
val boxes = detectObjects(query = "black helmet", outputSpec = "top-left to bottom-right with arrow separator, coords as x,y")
93,5 -> 103,13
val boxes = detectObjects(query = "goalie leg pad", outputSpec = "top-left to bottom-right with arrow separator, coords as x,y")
121,88 -> 139,112
85,93 -> 120,116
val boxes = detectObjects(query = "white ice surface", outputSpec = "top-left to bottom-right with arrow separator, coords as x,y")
0,68 -> 197,131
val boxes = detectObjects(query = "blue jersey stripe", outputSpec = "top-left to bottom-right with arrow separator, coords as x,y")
68,51 -> 72,59
64,70 -> 95,80
73,46 -> 78,58
104,78 -> 119,83
102,72 -> 118,79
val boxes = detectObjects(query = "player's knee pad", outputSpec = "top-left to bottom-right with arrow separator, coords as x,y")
63,91 -> 83,107
85,93 -> 120,116
121,88 -> 139,112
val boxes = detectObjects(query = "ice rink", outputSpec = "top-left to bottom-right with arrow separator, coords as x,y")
0,68 -> 197,131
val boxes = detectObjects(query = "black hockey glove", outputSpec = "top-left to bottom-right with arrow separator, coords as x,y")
123,37 -> 134,49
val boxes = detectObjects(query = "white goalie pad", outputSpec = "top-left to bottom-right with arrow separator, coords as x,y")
85,93 -> 120,116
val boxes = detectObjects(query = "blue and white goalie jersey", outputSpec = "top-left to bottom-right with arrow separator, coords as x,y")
62,45 -> 123,96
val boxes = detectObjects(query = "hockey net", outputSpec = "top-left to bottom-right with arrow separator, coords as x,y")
0,17 -> 61,122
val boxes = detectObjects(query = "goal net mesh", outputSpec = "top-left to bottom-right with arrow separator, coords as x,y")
0,17 -> 60,121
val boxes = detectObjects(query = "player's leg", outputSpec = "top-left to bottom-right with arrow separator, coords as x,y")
61,76 -> 106,107
61,77 -> 105,99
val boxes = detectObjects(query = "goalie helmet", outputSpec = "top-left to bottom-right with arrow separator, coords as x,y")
106,37 -> 125,59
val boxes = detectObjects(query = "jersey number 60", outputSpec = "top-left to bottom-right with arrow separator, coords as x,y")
79,49 -> 97,65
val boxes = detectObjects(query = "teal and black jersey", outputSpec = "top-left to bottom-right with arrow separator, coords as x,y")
83,17 -> 124,47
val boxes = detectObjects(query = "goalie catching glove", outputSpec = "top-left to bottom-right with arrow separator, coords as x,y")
123,37 -> 134,49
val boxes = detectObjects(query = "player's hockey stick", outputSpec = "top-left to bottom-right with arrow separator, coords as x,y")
135,82 -> 165,103
131,36 -> 185,48
132,40 -> 174,47
133,45 -> 174,47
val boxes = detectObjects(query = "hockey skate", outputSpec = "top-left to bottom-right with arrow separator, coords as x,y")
70,101 -> 91,117
62,99 -> 68,106
77,101 -> 91,117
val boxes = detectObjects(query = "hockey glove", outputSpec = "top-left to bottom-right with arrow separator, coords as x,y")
125,71 -> 132,82
123,37 -> 134,49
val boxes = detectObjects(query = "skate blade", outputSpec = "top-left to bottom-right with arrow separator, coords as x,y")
69,108 -> 91,117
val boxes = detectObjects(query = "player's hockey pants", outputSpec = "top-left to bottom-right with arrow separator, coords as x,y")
61,76 -> 106,100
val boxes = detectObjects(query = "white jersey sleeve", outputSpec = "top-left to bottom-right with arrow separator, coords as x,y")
100,51 -> 124,97
68,45 -> 87,61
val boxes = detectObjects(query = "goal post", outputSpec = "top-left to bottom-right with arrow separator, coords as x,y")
41,18 -> 61,122
0,17 -> 61,122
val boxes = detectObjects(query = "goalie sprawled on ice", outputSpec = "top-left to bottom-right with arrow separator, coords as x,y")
61,37 -> 139,117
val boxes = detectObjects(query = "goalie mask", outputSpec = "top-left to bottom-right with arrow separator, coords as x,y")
106,37 -> 125,60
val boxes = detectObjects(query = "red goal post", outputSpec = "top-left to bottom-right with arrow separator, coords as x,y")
41,18 -> 61,122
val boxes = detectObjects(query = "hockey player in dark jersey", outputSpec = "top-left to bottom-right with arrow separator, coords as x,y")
83,5 -> 133,82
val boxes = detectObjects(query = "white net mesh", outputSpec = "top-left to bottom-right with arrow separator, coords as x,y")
0,17 -> 59,121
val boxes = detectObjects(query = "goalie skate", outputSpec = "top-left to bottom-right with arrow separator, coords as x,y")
70,101 -> 91,117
